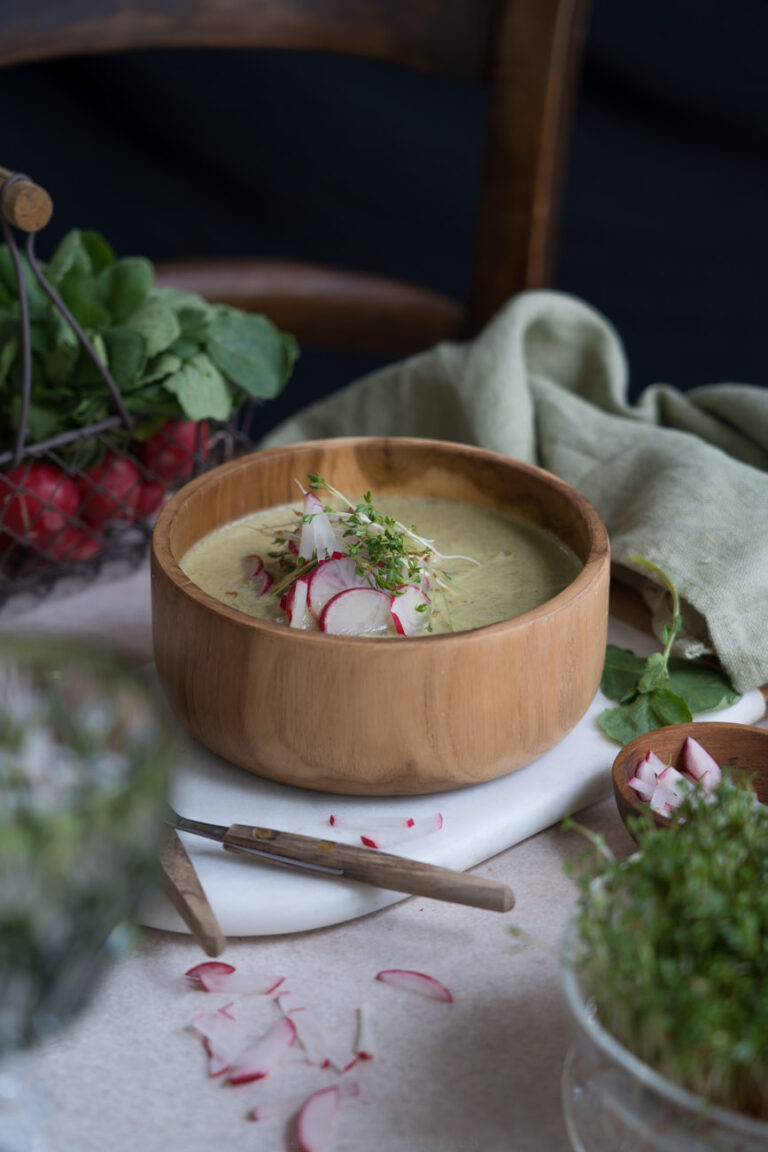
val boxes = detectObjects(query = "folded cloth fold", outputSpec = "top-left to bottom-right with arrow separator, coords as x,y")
260,291 -> 768,693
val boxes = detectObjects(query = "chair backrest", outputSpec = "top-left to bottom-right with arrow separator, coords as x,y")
0,0 -> 589,357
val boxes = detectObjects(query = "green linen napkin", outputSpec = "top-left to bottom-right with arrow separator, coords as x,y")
260,291 -> 768,692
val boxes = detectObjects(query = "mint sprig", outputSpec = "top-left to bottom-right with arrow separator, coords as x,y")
598,555 -> 740,743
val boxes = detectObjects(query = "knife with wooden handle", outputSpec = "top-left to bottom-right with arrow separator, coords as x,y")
159,829 -> 227,956
167,809 -> 514,913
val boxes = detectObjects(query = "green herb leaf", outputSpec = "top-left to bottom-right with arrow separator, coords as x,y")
207,310 -> 298,399
97,257 -> 153,323
124,297 -> 181,358
161,352 -> 231,420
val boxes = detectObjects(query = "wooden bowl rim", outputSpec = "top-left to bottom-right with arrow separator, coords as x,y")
612,720 -> 768,829
152,435 -> 610,648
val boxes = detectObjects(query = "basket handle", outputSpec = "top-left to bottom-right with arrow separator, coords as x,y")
0,166 -> 52,232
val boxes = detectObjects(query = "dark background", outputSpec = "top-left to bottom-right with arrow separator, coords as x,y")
1,0 -> 766,433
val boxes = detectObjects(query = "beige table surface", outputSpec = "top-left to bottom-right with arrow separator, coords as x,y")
1,563 -> 723,1152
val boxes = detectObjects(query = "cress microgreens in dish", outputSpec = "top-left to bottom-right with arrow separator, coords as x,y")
566,770 -> 768,1120
599,555 -> 739,743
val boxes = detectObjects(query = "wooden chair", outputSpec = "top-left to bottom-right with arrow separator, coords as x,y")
0,0 -> 590,358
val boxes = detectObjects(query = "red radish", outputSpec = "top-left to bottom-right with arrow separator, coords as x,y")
295,1085 -> 341,1152
307,556 -> 370,619
185,961 -> 236,981
228,1016 -> 297,1085
375,969 -> 453,1002
298,492 -> 339,562
321,587 -> 393,635
285,575 -> 313,628
244,554 -> 264,579
46,524 -> 102,562
635,749 -> 667,788
0,462 -> 78,546
283,1005 -> 331,1068
134,479 -> 166,520
251,569 -> 274,597
682,736 -> 723,788
390,584 -> 431,636
657,764 -> 689,804
141,418 -> 209,485
190,1005 -> 246,1078
627,774 -> 654,801
77,454 -> 141,526
650,781 -> 676,817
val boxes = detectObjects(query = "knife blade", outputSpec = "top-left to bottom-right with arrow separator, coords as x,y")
167,808 -> 514,913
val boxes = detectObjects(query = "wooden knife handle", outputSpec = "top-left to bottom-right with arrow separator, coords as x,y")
223,824 -> 514,913
160,830 -> 227,956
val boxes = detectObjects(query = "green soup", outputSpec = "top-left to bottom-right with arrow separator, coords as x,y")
181,495 -> 582,635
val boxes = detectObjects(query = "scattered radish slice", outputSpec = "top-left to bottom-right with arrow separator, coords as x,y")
682,736 -> 723,788
376,969 -> 453,1002
354,1005 -> 374,1061
195,971 -> 285,996
359,811 -> 444,849
186,961 -> 236,982
295,1085 -> 341,1152
308,556 -> 371,619
190,1005 -> 246,1078
228,1016 -> 297,1085
284,1005 -> 331,1068
329,813 -> 418,830
298,493 -> 339,562
390,583 -> 431,637
321,587 -> 393,635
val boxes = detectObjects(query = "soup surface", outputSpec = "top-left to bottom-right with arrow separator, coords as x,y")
180,494 -> 583,635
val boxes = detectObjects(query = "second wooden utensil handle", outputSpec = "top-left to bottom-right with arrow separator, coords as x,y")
222,823 -> 514,912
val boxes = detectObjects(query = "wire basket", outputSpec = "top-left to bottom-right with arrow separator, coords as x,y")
0,170 -> 267,615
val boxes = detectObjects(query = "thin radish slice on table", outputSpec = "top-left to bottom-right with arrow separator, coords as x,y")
682,736 -> 723,788
295,1085 -> 341,1152
321,588 -> 393,635
285,576 -> 313,629
298,493 -> 339,562
329,813 -> 418,830
354,1005 -> 374,1061
195,970 -> 285,996
185,961 -> 236,983
390,583 -> 431,636
282,1004 -> 331,1068
308,556 -> 371,619
228,1016 -> 297,1085
376,969 -> 453,1002
190,1005 -> 246,1078
359,811 -> 444,849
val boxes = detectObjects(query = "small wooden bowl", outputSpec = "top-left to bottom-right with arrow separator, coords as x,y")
151,436 -> 610,795
612,721 -> 768,834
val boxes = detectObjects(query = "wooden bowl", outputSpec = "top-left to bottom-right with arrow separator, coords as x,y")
612,721 -> 768,834
151,436 -> 610,795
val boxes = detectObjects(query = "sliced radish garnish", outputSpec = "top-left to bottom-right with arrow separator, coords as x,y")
228,1016 -> 297,1085
298,493 -> 339,562
195,971 -> 285,996
308,556 -> 371,619
657,764 -> 689,804
649,781 -> 677,816
375,969 -> 453,1003
321,588 -> 393,636
190,1005 -> 246,1078
329,813 -> 417,830
681,736 -> 723,788
244,554 -> 264,580
285,576 -> 313,629
295,1085 -> 341,1152
390,583 -> 431,637
283,1005 -> 331,1068
251,569 -> 274,597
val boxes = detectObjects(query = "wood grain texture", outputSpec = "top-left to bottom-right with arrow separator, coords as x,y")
0,0 -> 589,354
221,824 -> 515,911
151,437 -> 610,795
0,166 -> 53,231
612,721 -> 768,838
159,830 -> 227,956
